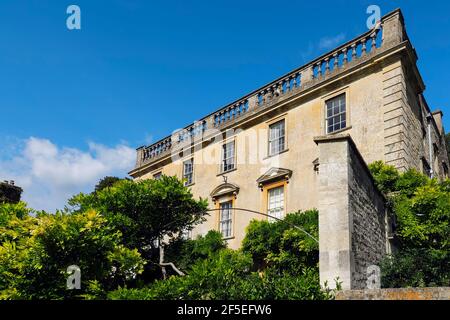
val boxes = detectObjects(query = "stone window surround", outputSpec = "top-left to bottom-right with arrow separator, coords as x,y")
219,137 -> 237,175
267,185 -> 285,222
261,180 -> 288,221
215,195 -> 236,240
266,113 -> 289,158
182,157 -> 194,186
321,86 -> 351,136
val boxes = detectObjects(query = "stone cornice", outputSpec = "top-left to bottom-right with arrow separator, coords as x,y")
129,9 -> 424,178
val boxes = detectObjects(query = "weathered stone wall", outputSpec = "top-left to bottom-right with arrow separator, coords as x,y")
382,55 -> 449,179
348,143 -> 387,289
336,287 -> 450,300
315,134 -> 387,290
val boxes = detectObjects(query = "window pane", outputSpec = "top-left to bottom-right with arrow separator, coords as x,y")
183,159 -> 194,185
222,141 -> 235,172
325,94 -> 346,134
268,186 -> 284,222
220,201 -> 233,238
269,120 -> 285,156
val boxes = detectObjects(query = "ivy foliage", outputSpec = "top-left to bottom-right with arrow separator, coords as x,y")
368,161 -> 450,287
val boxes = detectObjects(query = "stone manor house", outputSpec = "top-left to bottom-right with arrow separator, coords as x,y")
129,9 -> 450,289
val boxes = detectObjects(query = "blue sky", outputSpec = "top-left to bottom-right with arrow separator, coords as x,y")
1,0 -> 449,210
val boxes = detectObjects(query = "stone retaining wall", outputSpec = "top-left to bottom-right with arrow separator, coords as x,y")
315,134 -> 389,290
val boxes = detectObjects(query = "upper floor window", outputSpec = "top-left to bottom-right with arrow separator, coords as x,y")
221,141 -> 235,173
326,94 -> 346,134
219,201 -> 233,238
268,186 -> 284,222
153,172 -> 162,180
183,158 -> 194,186
269,120 -> 286,156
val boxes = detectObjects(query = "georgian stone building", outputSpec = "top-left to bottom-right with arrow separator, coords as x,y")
129,9 -> 449,289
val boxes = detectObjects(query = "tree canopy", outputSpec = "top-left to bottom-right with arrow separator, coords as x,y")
0,175 -> 208,299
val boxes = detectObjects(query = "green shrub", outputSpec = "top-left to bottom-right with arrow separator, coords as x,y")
381,248 -> 449,288
242,210 -> 319,273
369,162 -> 450,288
164,230 -> 226,273
368,161 -> 400,194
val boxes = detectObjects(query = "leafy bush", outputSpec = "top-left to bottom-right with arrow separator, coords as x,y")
109,210 -> 334,301
368,161 -> 400,194
381,248 -> 449,288
0,209 -> 145,299
108,255 -> 334,300
164,230 -> 226,273
242,210 -> 319,273
369,162 -> 450,288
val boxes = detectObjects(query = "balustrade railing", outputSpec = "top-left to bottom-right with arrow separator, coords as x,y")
137,10 -> 406,166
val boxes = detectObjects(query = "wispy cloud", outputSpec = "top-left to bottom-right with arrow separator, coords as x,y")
298,33 -> 346,64
318,33 -> 346,50
0,137 -> 135,212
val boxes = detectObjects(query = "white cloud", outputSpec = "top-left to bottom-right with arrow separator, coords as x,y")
0,137 -> 135,212
318,33 -> 346,50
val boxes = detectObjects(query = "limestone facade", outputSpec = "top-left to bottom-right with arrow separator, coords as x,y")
129,9 -> 449,253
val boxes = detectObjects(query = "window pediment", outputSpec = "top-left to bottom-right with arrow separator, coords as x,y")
256,167 -> 292,190
210,183 -> 240,203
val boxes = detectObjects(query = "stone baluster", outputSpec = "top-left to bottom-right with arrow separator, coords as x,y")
333,53 -> 338,70
292,74 -> 298,89
276,82 -> 282,96
342,48 -> 348,65
201,120 -> 206,133
214,114 -> 218,127
267,87 -> 273,101
231,104 -> 236,118
371,31 -> 377,51
316,62 -> 322,78
216,113 -> 221,126
285,77 -> 291,92
325,58 -> 330,74
351,43 -> 357,61
259,90 -> 265,106
361,38 -> 367,55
